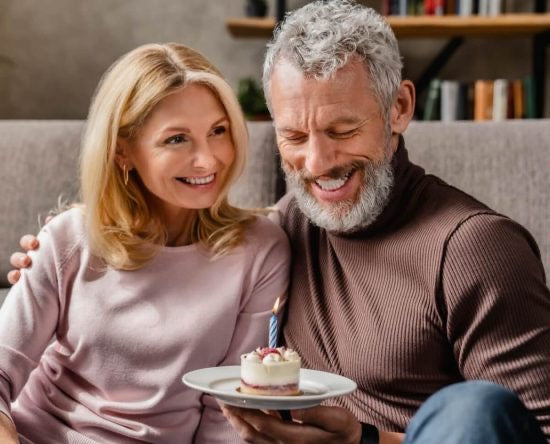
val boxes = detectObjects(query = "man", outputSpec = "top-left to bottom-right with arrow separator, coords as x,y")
9,1 -> 550,443
219,1 -> 550,443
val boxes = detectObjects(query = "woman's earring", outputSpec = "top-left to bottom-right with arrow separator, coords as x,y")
123,165 -> 129,186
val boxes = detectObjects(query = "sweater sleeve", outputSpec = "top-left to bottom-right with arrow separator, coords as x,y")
193,219 -> 291,443
0,216 -> 76,425
441,213 -> 550,436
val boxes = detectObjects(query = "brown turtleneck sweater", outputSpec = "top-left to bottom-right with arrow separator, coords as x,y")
278,140 -> 550,436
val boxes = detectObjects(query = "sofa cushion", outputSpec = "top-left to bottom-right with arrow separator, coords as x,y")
405,120 -> 550,275
0,120 -> 83,287
229,121 -> 280,209
0,289 -> 8,306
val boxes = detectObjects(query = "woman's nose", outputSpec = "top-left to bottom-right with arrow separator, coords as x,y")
192,140 -> 217,170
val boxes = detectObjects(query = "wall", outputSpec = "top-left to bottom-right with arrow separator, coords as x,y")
0,0 -> 548,118
0,0 -> 268,118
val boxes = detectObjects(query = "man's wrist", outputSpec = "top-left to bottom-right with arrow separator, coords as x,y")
360,422 -> 379,444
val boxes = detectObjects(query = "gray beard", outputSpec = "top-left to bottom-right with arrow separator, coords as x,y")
283,159 -> 394,234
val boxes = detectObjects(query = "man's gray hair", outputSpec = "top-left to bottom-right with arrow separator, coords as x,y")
263,0 -> 403,116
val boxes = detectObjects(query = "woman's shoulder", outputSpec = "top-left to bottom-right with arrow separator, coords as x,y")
40,206 -> 86,247
246,214 -> 288,243
44,206 -> 84,231
243,214 -> 290,258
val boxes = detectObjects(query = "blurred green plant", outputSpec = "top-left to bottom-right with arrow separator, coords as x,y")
237,77 -> 269,119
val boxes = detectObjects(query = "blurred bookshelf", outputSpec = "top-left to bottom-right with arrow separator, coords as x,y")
226,0 -> 550,118
227,14 -> 550,38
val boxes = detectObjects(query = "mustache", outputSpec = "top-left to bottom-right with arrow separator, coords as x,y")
282,160 -> 370,182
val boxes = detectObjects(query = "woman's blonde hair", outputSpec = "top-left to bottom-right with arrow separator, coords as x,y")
80,42 -> 256,270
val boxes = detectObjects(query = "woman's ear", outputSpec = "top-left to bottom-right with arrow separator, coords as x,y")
115,138 -> 132,170
390,80 -> 415,135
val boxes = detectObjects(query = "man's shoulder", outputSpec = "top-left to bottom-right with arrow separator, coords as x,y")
275,193 -> 306,226
416,174 -> 498,228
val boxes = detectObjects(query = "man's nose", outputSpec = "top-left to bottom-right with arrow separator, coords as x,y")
303,135 -> 336,177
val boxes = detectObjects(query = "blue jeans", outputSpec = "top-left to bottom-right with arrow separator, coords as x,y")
404,381 -> 547,444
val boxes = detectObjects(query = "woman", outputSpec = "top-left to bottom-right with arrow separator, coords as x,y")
0,43 -> 289,443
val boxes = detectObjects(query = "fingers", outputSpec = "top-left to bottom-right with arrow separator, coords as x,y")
223,405 -> 330,443
10,252 -> 31,269
221,405 -> 274,443
20,235 -> 39,251
7,270 -> 20,285
291,405 -> 350,430
291,406 -> 362,442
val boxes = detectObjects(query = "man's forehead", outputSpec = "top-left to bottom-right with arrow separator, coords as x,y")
275,114 -> 367,132
270,55 -> 369,83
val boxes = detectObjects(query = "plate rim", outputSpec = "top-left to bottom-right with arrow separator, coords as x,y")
182,365 -> 357,404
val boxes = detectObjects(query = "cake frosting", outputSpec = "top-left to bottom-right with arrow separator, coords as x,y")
240,347 -> 301,396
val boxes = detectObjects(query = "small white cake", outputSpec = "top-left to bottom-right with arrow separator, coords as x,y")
240,347 -> 301,396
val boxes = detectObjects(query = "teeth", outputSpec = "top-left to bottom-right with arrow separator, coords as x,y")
180,174 -> 215,185
315,171 -> 352,191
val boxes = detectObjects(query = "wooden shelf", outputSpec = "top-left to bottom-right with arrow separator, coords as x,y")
227,14 -> 550,38
227,17 -> 276,38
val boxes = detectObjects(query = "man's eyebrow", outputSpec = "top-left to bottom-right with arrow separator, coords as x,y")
276,126 -> 301,133
328,116 -> 369,126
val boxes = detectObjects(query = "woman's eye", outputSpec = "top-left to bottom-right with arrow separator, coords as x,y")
211,126 -> 227,136
165,134 -> 187,145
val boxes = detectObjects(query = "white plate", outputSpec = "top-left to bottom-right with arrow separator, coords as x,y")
182,365 -> 357,410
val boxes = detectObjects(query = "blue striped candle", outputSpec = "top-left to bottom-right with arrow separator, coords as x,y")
268,297 -> 281,348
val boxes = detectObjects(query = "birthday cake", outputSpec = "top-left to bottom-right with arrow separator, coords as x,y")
240,347 -> 301,396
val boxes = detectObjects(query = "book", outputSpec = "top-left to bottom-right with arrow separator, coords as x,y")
446,0 -> 457,14
380,0 -> 390,15
512,79 -> 524,119
425,0 -> 435,15
456,83 -> 470,120
390,0 -> 400,14
398,0 -> 408,15
423,79 -> 442,121
506,81 -> 514,119
492,79 -> 508,121
523,76 -> 536,119
489,0 -> 502,15
441,80 -> 460,122
466,82 -> 475,120
434,0 -> 445,15
474,80 -> 494,121
459,0 -> 473,16
479,0 -> 490,15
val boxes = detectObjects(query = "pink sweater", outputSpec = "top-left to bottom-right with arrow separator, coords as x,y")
0,208 -> 290,443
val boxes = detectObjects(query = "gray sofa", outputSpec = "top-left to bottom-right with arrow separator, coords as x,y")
1,119 -> 549,302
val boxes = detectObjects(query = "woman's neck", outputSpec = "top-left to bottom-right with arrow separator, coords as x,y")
164,210 -> 197,247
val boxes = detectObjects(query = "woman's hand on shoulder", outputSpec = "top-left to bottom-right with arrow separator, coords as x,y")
7,234 -> 40,285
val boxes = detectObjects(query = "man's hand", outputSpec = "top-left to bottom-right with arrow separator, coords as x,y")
7,235 -> 39,285
0,412 -> 19,443
221,404 -> 362,444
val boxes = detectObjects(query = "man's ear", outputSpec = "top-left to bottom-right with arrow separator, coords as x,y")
390,80 -> 415,135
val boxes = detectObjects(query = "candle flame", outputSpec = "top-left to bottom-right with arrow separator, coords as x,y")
272,297 -> 281,315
